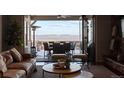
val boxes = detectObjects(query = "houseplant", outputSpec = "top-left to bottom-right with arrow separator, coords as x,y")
6,20 -> 24,48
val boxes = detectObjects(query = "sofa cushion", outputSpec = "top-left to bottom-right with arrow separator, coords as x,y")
23,58 -> 36,65
22,54 -> 33,60
3,69 -> 26,78
7,62 -> 32,73
0,55 -> 7,73
2,53 -> 13,66
10,48 -> 23,62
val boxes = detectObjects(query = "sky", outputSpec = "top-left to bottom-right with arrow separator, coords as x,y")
32,20 -> 81,35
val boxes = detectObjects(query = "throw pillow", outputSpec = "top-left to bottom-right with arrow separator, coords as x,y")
0,55 -> 7,73
2,53 -> 13,65
10,48 -> 23,62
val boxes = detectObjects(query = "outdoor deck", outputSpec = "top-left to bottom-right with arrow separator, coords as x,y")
36,49 -> 82,62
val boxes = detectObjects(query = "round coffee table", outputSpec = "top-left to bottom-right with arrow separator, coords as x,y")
63,71 -> 94,78
42,63 -> 81,78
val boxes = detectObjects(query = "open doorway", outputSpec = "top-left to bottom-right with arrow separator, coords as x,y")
33,20 -> 82,60
24,15 -> 94,62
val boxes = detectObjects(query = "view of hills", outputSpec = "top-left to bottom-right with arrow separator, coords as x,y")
36,35 -> 80,41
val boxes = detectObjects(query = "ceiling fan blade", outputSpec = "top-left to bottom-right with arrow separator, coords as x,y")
57,15 -> 71,19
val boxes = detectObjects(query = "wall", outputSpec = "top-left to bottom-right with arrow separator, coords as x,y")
95,15 -> 112,63
0,16 -> 2,52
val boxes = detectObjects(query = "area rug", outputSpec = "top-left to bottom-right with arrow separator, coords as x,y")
31,64 -> 119,78
31,65 -> 59,78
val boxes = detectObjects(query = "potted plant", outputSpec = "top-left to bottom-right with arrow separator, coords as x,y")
6,20 -> 24,48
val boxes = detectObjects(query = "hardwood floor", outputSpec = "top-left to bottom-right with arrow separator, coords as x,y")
31,62 -> 119,78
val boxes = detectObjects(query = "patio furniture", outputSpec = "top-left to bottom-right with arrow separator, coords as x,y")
48,41 -> 54,50
65,42 -> 71,53
43,42 -> 50,58
72,54 -> 89,68
31,46 -> 36,57
53,42 -> 65,54
70,42 -> 76,55
51,54 -> 67,62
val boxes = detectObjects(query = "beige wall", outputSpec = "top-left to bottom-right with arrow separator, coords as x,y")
95,15 -> 112,63
0,16 -> 2,52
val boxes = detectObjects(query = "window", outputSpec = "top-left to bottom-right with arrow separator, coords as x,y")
31,20 -> 82,42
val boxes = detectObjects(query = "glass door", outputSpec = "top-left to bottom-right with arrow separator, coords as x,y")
81,16 -> 88,54
82,16 -> 94,55
87,16 -> 95,63
79,16 -> 83,54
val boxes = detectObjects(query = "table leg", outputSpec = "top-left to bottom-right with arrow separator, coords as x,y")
59,74 -> 61,78
59,74 -> 63,78
42,70 -> 44,78
61,74 -> 64,78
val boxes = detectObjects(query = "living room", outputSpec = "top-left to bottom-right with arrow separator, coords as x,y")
0,15 -> 124,78
1,1 -> 124,93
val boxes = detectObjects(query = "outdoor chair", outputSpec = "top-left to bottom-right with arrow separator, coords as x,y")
53,42 -> 65,54
43,42 -> 50,58
70,42 -> 76,55
72,53 -> 89,69
51,54 -> 67,62
65,42 -> 71,53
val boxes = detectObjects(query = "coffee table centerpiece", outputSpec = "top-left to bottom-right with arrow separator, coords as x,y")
53,58 -> 70,69
65,51 -> 72,69
53,51 -> 72,70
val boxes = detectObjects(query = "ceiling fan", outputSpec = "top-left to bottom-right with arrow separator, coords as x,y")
57,15 -> 71,19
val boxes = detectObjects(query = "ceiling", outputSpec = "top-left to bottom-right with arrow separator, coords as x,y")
30,15 -> 82,20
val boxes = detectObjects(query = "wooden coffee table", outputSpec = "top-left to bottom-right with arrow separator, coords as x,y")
42,63 -> 81,78
63,71 -> 94,78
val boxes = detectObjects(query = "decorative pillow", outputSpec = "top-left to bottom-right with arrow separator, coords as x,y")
0,55 -> 7,73
2,53 -> 13,65
10,48 -> 23,62
2,56 -> 6,63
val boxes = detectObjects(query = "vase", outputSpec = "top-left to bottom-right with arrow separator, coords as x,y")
65,58 -> 70,69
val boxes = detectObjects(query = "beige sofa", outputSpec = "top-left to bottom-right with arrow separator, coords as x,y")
0,48 -> 36,78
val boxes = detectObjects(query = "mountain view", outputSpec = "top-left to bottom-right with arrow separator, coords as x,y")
36,35 -> 80,41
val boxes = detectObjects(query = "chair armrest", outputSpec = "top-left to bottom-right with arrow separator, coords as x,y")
22,53 -> 34,60
51,54 -> 67,61
0,71 -> 3,78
